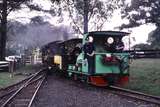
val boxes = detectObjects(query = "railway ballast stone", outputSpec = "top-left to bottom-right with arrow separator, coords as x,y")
32,75 -> 156,107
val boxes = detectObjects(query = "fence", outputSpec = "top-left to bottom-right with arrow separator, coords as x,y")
0,61 -> 9,71
129,50 -> 160,59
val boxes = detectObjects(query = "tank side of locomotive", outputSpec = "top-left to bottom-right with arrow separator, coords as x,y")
68,31 -> 130,86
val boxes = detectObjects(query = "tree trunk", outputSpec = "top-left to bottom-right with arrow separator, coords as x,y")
0,0 -> 7,60
83,0 -> 89,34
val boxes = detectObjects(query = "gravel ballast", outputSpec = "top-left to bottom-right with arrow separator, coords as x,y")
32,74 -> 157,107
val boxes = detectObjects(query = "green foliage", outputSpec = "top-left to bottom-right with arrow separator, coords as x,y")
6,48 -> 17,56
121,0 -> 160,28
0,0 -> 35,60
60,0 -> 124,34
132,43 -> 151,50
120,0 -> 160,49
25,0 -> 61,14
0,0 -> 32,16
147,27 -> 160,49
0,0 -> 61,59
0,0 -> 60,14
0,65 -> 38,88
0,72 -> 27,88
30,16 -> 45,25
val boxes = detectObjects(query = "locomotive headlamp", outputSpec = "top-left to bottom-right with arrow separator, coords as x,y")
106,53 -> 111,57
88,36 -> 93,42
107,37 -> 114,44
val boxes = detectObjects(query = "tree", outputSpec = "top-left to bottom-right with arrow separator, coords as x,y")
60,0 -> 124,34
0,0 -> 60,60
6,15 -> 73,55
0,0 -> 7,60
120,0 -> 160,28
19,0 -> 123,34
147,28 -> 160,49
120,0 -> 160,49
0,0 -> 32,60
132,43 -> 151,50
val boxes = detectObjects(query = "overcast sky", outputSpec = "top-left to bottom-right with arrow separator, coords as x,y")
8,0 -> 157,46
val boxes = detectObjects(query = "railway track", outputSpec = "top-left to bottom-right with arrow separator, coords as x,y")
0,73 -> 37,98
109,86 -> 160,106
0,69 -> 46,107
72,80 -> 160,106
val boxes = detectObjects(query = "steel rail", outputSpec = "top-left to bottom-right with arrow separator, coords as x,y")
0,68 -> 44,92
1,75 -> 44,107
0,70 -> 44,100
0,74 -> 34,91
0,89 -> 16,99
1,70 -> 45,107
110,86 -> 160,99
0,75 -> 43,100
109,86 -> 160,105
28,77 -> 45,107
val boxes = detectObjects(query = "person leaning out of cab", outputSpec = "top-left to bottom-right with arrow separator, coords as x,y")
83,36 -> 95,75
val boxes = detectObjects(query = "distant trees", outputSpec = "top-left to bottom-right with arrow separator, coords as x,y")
121,0 -> 160,49
57,0 -> 124,34
6,16 -> 73,55
0,0 -> 32,60
147,28 -> 160,49
121,0 -> 160,28
0,0 -> 60,60
132,43 -> 151,50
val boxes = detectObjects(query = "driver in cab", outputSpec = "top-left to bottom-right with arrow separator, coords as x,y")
105,37 -> 124,52
83,36 -> 95,75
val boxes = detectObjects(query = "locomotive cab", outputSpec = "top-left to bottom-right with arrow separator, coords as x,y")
69,31 -> 130,86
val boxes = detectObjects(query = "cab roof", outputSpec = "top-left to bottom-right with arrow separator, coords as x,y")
87,31 -> 130,37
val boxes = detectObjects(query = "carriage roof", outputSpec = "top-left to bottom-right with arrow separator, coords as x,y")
61,38 -> 82,44
42,40 -> 62,49
42,38 -> 82,49
87,31 -> 130,37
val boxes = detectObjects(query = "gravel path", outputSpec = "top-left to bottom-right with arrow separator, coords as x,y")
32,74 -> 156,107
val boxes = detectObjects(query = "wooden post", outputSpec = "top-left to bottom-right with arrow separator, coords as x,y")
9,61 -> 14,78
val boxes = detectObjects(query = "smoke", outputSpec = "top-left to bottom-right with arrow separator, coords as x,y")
7,19 -> 75,54
21,23 -> 74,47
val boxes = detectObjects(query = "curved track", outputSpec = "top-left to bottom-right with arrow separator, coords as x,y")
0,69 -> 46,107
108,86 -> 160,106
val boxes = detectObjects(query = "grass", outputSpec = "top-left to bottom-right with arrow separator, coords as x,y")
0,72 -> 27,88
0,64 -> 40,88
15,64 -> 39,75
124,58 -> 160,96
1,61 -> 159,96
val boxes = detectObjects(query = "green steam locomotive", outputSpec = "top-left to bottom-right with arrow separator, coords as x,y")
42,31 -> 130,86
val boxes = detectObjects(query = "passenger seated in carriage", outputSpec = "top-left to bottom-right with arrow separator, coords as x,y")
70,44 -> 81,64
83,36 -> 95,75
